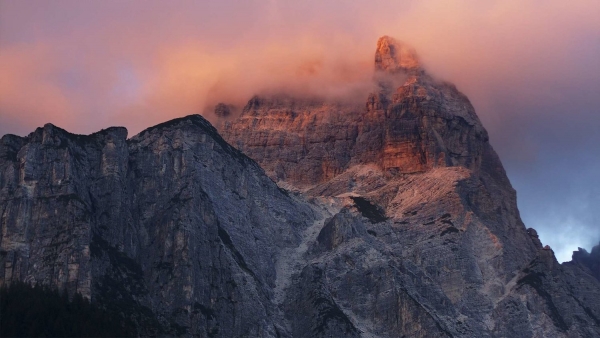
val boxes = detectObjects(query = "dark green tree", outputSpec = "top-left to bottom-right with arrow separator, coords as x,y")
0,281 -> 135,337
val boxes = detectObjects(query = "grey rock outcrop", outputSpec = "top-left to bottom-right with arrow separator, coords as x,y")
571,242 -> 600,281
1,36 -> 600,337
0,116 -> 318,336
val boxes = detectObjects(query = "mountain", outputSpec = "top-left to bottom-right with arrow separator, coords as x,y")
221,36 -> 490,188
0,117 -> 320,336
1,36 -> 600,337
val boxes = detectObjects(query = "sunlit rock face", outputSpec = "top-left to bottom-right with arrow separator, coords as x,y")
1,37 -> 600,337
221,36 -> 490,188
374,35 -> 421,73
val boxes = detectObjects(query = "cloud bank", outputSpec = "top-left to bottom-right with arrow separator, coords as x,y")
1,0 -> 599,261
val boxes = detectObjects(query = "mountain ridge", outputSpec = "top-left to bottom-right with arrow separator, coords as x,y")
1,37 -> 600,337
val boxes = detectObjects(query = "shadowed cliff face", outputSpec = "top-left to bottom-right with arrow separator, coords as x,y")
0,116 -> 318,336
571,243 -> 600,282
1,37 -> 600,338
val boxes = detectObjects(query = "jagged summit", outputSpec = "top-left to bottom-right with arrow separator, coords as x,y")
571,242 -> 600,281
221,36 -> 489,187
374,35 -> 420,73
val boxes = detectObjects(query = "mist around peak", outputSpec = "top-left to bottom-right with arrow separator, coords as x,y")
202,36 -> 419,125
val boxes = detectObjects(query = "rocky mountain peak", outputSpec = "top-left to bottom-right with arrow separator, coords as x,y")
3,36 -> 600,338
374,35 -> 420,73
572,242 -> 600,281
221,36 -> 490,189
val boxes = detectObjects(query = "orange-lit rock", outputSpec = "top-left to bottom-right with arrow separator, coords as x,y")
374,35 -> 421,73
220,37 -> 492,189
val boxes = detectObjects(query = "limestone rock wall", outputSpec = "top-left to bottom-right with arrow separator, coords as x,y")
1,36 -> 599,337
0,116 -> 316,336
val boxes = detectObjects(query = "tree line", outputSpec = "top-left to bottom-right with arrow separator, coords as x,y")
0,281 -> 135,337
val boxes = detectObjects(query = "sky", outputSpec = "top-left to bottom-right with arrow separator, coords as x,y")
0,0 -> 599,262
